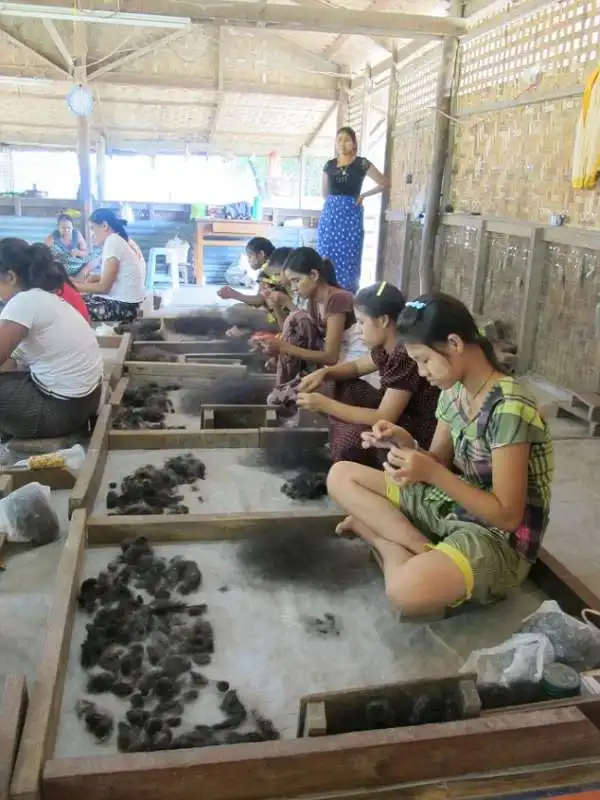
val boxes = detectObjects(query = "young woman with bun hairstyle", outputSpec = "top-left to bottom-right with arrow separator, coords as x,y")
259,247 -> 357,410
0,238 -> 103,439
218,237 -> 278,334
327,292 -> 553,617
74,208 -> 145,322
297,281 -> 438,466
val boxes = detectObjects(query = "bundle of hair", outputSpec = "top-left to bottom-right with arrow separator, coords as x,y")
75,535 -> 280,752
165,312 -> 230,338
132,346 -> 178,363
115,319 -> 165,342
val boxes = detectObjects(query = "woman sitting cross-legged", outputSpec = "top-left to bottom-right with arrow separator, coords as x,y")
296,281 -> 439,467
73,208 -> 146,323
0,238 -> 103,440
327,293 -> 553,618
259,247 -> 358,412
45,212 -> 91,279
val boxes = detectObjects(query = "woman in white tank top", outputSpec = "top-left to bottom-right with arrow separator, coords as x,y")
73,208 -> 146,323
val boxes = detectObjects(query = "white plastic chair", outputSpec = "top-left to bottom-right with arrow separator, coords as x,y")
146,247 -> 179,290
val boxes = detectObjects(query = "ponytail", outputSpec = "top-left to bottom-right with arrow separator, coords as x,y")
0,238 -> 68,292
283,247 -> 341,288
320,258 -> 340,288
397,292 -> 509,374
89,208 -> 129,241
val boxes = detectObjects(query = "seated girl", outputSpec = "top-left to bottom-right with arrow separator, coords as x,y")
296,281 -> 439,466
327,293 -> 553,617
218,237 -> 277,332
261,247 -> 357,411
45,212 -> 91,278
73,209 -> 145,323
0,238 -> 103,439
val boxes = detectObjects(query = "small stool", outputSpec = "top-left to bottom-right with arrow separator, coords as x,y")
146,248 -> 179,291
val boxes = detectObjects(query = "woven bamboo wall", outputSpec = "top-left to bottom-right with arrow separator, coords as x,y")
450,0 -> 599,226
437,225 -> 477,306
531,243 -> 600,391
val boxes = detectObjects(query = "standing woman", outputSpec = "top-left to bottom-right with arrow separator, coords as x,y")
73,209 -> 145,323
317,127 -> 387,293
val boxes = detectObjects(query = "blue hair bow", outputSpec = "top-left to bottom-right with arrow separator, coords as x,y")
406,300 -> 427,310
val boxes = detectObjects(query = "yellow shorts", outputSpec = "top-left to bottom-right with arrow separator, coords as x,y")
384,475 -> 531,605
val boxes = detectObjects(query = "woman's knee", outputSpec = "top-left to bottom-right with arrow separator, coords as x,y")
326,460 -> 358,497
384,551 -> 468,616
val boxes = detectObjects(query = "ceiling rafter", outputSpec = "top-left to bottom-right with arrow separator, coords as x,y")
0,64 -> 339,100
304,100 -> 337,147
1,1 -> 466,39
41,18 -> 73,72
0,22 -> 69,77
87,27 -> 190,80
322,0 -> 395,59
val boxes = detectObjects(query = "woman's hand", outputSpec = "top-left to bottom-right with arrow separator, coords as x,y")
361,419 -> 402,449
355,195 -> 364,206
384,446 -> 439,487
256,334 -> 284,356
217,286 -> 236,300
297,392 -> 328,413
298,369 -> 327,393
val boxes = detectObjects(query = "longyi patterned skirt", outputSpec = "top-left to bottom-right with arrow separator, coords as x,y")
316,194 -> 364,293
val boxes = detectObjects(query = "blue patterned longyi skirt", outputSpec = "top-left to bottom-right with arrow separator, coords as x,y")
316,194 -> 364,293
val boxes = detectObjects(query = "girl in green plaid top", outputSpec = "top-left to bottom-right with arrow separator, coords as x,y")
327,293 -> 553,617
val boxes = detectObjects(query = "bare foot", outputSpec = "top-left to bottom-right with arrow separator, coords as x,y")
334,515 -> 357,538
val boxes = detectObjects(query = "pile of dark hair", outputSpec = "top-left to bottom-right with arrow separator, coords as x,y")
165,312 -> 230,338
114,318 -> 165,342
112,382 -> 182,430
132,346 -> 178,363
106,453 -> 206,515
280,470 -> 327,500
75,536 -> 279,751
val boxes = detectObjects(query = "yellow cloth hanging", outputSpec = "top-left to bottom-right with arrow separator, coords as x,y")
572,64 -> 600,190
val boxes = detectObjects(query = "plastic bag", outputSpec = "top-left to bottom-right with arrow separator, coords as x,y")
0,482 -> 60,546
12,444 -> 86,474
460,633 -> 555,687
0,444 -> 13,467
520,600 -> 600,671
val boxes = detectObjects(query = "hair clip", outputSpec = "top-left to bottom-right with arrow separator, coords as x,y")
376,281 -> 386,296
406,300 -> 427,310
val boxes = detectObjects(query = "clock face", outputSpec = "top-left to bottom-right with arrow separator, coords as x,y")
67,85 -> 94,117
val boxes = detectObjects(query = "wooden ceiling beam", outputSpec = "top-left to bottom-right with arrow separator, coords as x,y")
323,0 -> 394,58
304,100 -> 337,147
3,1 -> 467,39
0,22 -> 69,77
88,28 -> 190,80
41,19 -> 73,73
0,65 -> 338,100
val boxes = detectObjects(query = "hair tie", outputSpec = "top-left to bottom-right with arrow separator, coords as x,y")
406,300 -> 427,310
376,281 -> 386,296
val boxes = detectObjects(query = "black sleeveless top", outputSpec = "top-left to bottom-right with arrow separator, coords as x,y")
323,157 -> 371,198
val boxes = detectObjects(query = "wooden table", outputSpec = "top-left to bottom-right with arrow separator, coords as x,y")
194,220 -> 272,285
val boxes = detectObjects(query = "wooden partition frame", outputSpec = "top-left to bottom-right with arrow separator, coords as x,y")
70,404 -> 329,519
0,674 -> 28,800
9,509 -> 600,800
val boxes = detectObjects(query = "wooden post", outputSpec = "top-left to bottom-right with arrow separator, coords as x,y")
73,21 -> 91,239
298,145 -> 306,209
418,5 -> 461,294
399,216 -> 412,296
96,134 -> 106,206
517,226 -> 546,373
375,50 -> 399,281
470,218 -> 488,314
336,77 -> 349,134
77,118 -> 92,239
359,65 -> 372,153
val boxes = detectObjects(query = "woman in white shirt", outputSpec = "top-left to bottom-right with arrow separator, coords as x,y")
74,208 -> 146,322
0,238 -> 103,439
